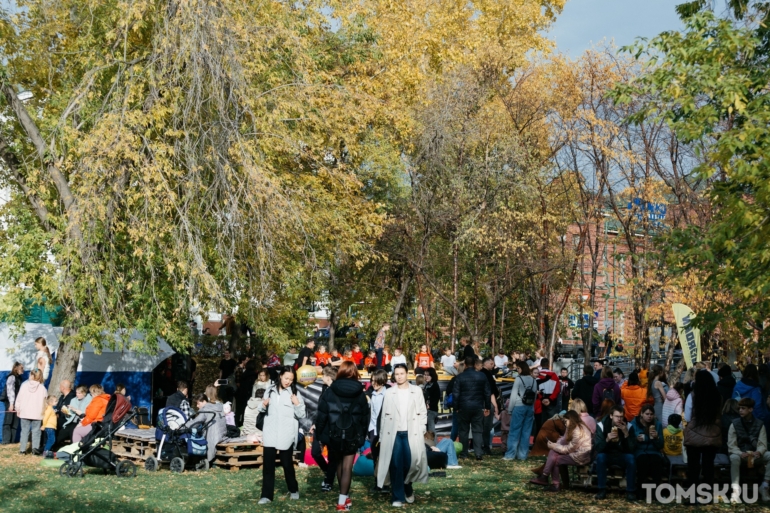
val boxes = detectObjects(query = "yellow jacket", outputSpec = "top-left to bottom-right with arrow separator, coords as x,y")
663,425 -> 683,456
42,405 -> 57,430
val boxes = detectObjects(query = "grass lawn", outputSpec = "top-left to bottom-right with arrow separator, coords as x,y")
0,445 -> 765,512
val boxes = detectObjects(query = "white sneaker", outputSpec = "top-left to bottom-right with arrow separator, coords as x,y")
258,498 -> 271,505
392,502 -> 403,508
405,495 -> 415,504
447,465 -> 462,469
289,492 -> 300,500
731,485 -> 741,504
760,482 -> 770,502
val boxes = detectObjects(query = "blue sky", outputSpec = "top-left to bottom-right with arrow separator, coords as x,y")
548,0 -> 685,56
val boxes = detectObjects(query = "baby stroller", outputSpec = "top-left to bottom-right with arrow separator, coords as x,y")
59,394 -> 142,478
144,406 -> 214,473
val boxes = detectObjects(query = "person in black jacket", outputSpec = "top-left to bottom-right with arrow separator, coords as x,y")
313,366 -> 339,492
572,365 -> 598,413
165,381 -> 192,418
235,360 -> 258,426
594,405 -> 637,501
315,361 -> 370,512
717,364 -> 736,404
423,368 -> 441,433
453,356 -> 491,461
461,338 -> 475,361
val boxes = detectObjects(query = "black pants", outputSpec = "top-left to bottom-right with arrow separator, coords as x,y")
457,409 -> 484,457
261,447 -> 298,501
482,410 -> 494,452
1,401 -> 19,444
53,423 -> 76,450
311,436 -> 336,486
636,453 -> 666,491
685,445 -> 717,487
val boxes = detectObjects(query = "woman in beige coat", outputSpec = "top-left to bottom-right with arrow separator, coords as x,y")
376,363 -> 429,508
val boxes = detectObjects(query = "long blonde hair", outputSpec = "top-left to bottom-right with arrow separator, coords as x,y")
205,385 -> 219,403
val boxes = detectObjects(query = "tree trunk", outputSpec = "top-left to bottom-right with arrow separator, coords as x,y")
50,327 -> 81,398
499,303 -> 505,353
328,311 -> 337,351
414,274 -> 432,348
389,274 -> 412,347
450,243 -> 458,352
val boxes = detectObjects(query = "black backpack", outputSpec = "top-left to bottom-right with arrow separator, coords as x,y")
328,394 -> 363,453
602,386 -> 615,402
519,377 -> 537,406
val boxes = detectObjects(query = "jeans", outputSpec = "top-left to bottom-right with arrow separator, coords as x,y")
504,405 -> 534,460
685,445 -> 717,487
19,418 -> 41,453
437,438 -> 458,466
427,410 -> 438,434
450,411 -> 459,441
261,447 -> 298,500
1,401 -> 19,444
44,428 -> 56,452
596,452 -> 636,491
457,409 -> 484,458
390,432 -> 413,503
376,348 -> 383,368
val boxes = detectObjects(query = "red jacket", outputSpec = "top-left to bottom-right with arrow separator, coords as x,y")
351,350 -> 364,365
538,369 -> 561,403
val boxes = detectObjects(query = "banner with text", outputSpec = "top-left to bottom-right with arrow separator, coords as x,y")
672,303 -> 701,369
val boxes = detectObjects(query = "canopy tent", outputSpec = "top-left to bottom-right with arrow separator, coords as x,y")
0,323 -> 175,442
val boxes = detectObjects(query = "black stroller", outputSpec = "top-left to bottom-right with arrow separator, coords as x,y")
59,394 -> 144,478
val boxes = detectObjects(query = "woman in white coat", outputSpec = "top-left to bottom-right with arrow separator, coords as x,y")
258,366 -> 306,505
376,363 -> 429,508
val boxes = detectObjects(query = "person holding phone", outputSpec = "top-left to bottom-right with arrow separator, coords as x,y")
594,405 -> 638,502
630,404 -> 665,496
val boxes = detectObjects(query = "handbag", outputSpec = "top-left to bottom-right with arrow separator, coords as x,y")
256,390 -> 271,430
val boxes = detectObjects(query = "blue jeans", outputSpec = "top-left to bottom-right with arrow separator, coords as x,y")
390,432 -> 413,503
596,452 -> 636,491
504,405 -> 534,460
437,438 -> 458,466
44,428 -> 55,452
376,348 -> 384,368
450,411 -> 459,441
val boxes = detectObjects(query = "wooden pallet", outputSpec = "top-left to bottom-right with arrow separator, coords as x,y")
214,440 -> 299,472
112,430 -> 158,462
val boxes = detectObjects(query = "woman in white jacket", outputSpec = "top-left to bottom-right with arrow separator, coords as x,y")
257,366 -> 306,505
376,363 -> 429,508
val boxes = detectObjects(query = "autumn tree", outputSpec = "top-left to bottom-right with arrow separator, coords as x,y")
0,0 -> 389,391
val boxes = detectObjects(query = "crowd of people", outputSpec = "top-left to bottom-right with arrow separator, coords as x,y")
6,330 -> 770,507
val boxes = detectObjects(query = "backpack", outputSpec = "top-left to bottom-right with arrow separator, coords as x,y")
602,386 -> 615,402
518,377 -> 537,406
328,394 -> 363,453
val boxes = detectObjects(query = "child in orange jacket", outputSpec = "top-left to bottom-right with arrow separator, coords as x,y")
42,395 -> 57,457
